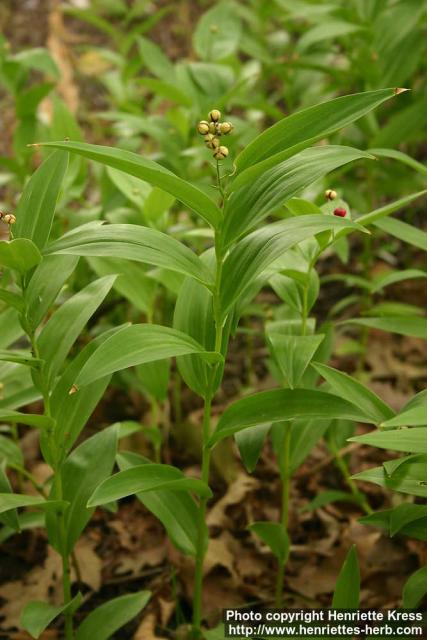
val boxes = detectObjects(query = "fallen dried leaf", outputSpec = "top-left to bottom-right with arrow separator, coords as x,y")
207,474 -> 259,528
0,547 -> 62,630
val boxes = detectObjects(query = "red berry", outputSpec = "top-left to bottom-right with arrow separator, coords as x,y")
333,207 -> 347,217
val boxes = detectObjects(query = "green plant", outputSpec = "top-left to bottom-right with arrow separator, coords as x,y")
0,153 -> 150,638
12,85 -> 419,637
1,44 -> 426,630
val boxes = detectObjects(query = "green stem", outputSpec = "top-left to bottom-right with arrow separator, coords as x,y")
150,396 -> 161,463
27,320 -> 74,636
192,161 -> 226,637
12,466 -> 47,497
192,394 -> 212,637
275,423 -> 292,607
356,234 -> 373,376
11,425 -> 23,492
301,285 -> 308,337
20,282 -> 76,640
330,439 -> 372,515
54,471 -> 74,639
173,370 -> 182,428
275,557 -> 286,608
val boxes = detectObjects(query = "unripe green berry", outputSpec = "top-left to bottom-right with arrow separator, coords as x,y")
205,134 -> 220,149
209,109 -> 221,122
197,120 -> 210,135
214,145 -> 229,159
219,121 -> 233,135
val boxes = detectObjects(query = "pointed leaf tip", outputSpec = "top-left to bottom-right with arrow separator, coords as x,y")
394,87 -> 409,95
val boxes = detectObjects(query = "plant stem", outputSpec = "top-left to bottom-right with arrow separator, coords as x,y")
62,544 -> 73,639
329,438 -> 372,515
192,394 -> 212,637
55,471 -> 74,639
192,159 -> 226,638
23,285 -> 74,640
275,423 -> 291,607
150,396 -> 161,463
301,285 -> 308,337
274,273 -> 309,606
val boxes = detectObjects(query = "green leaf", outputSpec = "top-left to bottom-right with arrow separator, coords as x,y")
36,141 -> 222,228
371,269 -> 427,293
137,359 -> 170,402
46,426 -> 117,554
193,2 -> 241,60
37,275 -> 116,388
344,317 -> 427,339
389,504 -> 427,537
0,289 -> 24,312
374,216 -> 427,252
371,95 -> 427,148
139,78 -> 192,108
402,566 -> 427,609
0,494 -> 66,515
138,36 -> 175,80
45,223 -> 213,287
297,20 -> 363,51
75,591 -> 150,640
88,463 -> 212,507
21,593 -> 81,639
234,88 -> 399,176
369,148 -> 427,177
13,48 -> 59,77
360,507 -> 427,542
357,190 -> 427,227
351,428 -> 427,453
173,251 -> 226,398
0,349 -> 41,368
0,239 -> 42,274
117,451 -> 201,556
311,362 -> 394,424
220,215 -> 366,316
289,419 -> 331,474
0,434 -> 23,468
235,423 -> 271,473
0,511 -> 45,544
204,625 -> 225,640
268,334 -> 324,389
381,391 -> 427,428
14,151 -> 68,249
302,490 -> 360,512
382,454 -> 419,478
332,546 -> 360,608
209,389 -> 370,447
48,327 -> 124,458
0,410 -> 54,430
0,307 -> 25,349
225,146 -> 373,244
249,522 -> 289,564
24,255 -> 79,330
88,256 -> 157,314
73,324 -> 221,388
0,465 -> 20,531
365,302 -> 424,318
353,456 -> 427,498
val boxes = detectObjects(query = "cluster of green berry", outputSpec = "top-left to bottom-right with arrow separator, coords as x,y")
0,211 -> 16,225
197,109 -> 233,160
